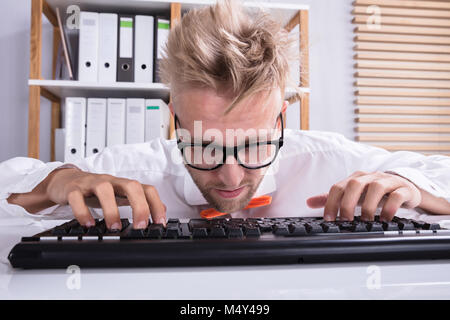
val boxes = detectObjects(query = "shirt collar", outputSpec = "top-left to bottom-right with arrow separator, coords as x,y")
183,167 -> 278,206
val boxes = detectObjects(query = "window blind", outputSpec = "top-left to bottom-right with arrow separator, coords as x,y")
353,0 -> 450,156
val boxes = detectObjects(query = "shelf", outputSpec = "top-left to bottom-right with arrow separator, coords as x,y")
28,79 -> 171,100
45,0 -> 309,27
27,0 -> 310,159
29,79 -> 309,101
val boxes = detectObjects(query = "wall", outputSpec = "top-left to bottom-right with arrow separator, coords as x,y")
0,0 -> 355,162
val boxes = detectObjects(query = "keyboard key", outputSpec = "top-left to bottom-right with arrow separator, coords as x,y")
148,224 -> 164,238
227,226 -> 244,238
397,220 -> 415,231
210,226 -> 226,238
126,229 -> 146,238
321,223 -> 340,233
423,222 -> 441,230
366,222 -> 384,232
51,227 -> 67,236
86,227 -> 101,236
120,219 -> 130,230
179,223 -> 192,239
273,225 -> 290,236
193,228 -> 208,238
382,221 -> 399,231
165,226 -> 180,238
244,227 -> 261,237
69,226 -> 86,236
258,223 -> 273,233
350,223 -> 368,232
305,223 -> 324,234
188,219 -> 210,231
288,224 -> 307,236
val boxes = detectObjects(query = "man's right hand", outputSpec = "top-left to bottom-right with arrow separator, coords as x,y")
42,168 -> 166,230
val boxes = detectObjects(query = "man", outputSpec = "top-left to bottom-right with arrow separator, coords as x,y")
1,0 -> 450,231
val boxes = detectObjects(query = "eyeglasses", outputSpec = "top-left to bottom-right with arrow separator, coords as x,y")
174,113 -> 284,171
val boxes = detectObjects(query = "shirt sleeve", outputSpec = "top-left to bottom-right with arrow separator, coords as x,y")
0,157 -> 67,218
0,151 -> 107,218
337,136 -> 450,206
0,139 -> 178,219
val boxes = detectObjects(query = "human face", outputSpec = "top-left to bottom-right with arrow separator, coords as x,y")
170,87 -> 288,214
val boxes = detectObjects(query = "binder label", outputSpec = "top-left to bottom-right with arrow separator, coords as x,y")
120,17 -> 133,58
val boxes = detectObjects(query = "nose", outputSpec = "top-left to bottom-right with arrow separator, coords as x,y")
215,154 -> 245,188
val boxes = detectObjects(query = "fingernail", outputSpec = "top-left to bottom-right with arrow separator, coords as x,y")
156,218 -> 166,226
85,220 -> 95,228
135,220 -> 147,229
110,222 -> 121,230
324,215 -> 331,221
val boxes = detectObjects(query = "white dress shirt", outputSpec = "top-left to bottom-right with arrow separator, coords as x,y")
1,129 -> 450,220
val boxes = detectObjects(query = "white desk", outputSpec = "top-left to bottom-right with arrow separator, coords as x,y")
1,213 -> 450,300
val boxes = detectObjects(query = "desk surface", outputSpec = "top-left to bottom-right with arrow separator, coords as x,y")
2,213 -> 450,300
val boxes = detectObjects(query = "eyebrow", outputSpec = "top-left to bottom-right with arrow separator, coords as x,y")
194,133 -> 276,147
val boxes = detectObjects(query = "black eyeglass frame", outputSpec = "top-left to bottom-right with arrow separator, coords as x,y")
174,113 -> 284,171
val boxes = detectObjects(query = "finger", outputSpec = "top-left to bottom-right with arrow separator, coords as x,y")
306,193 -> 328,209
324,171 -> 367,221
339,175 -> 374,221
67,188 -> 95,227
92,181 -> 121,230
361,177 -> 404,221
324,183 -> 345,221
143,185 -> 167,226
380,187 -> 411,222
113,179 -> 150,229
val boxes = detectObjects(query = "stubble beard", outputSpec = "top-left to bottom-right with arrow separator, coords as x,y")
188,169 -> 265,214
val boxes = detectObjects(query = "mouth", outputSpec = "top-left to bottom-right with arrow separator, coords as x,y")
213,186 -> 246,199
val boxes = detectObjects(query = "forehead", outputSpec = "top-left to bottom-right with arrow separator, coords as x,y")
174,86 -> 281,133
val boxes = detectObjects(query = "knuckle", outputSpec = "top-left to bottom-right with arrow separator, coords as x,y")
330,184 -> 345,195
374,170 -> 385,176
124,179 -> 143,191
347,178 -> 362,189
144,184 -> 157,195
97,173 -> 112,180
389,190 -> 405,202
93,181 -> 113,193
369,180 -> 385,192
66,188 -> 81,201
353,170 -> 366,176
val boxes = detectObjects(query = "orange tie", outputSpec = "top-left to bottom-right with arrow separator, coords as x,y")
200,195 -> 272,219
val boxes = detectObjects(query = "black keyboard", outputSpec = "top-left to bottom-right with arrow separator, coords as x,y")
9,216 -> 450,269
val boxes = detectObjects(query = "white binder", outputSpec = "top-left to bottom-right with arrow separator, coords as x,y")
154,17 -> 170,82
86,98 -> 107,157
126,98 -> 145,144
64,97 -> 86,162
78,12 -> 99,82
145,99 -> 170,141
135,15 -> 154,83
106,98 -> 126,147
98,13 -> 118,83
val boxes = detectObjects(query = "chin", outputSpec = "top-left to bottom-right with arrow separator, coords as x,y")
207,190 -> 254,214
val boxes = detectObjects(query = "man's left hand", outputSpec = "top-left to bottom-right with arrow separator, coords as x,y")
306,171 -> 422,222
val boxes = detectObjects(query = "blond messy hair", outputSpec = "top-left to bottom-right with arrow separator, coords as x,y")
159,0 -> 298,113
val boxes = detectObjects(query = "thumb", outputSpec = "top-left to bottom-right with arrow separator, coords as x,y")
306,193 -> 328,208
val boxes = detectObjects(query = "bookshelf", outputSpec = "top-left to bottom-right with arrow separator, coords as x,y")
28,0 -> 310,160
